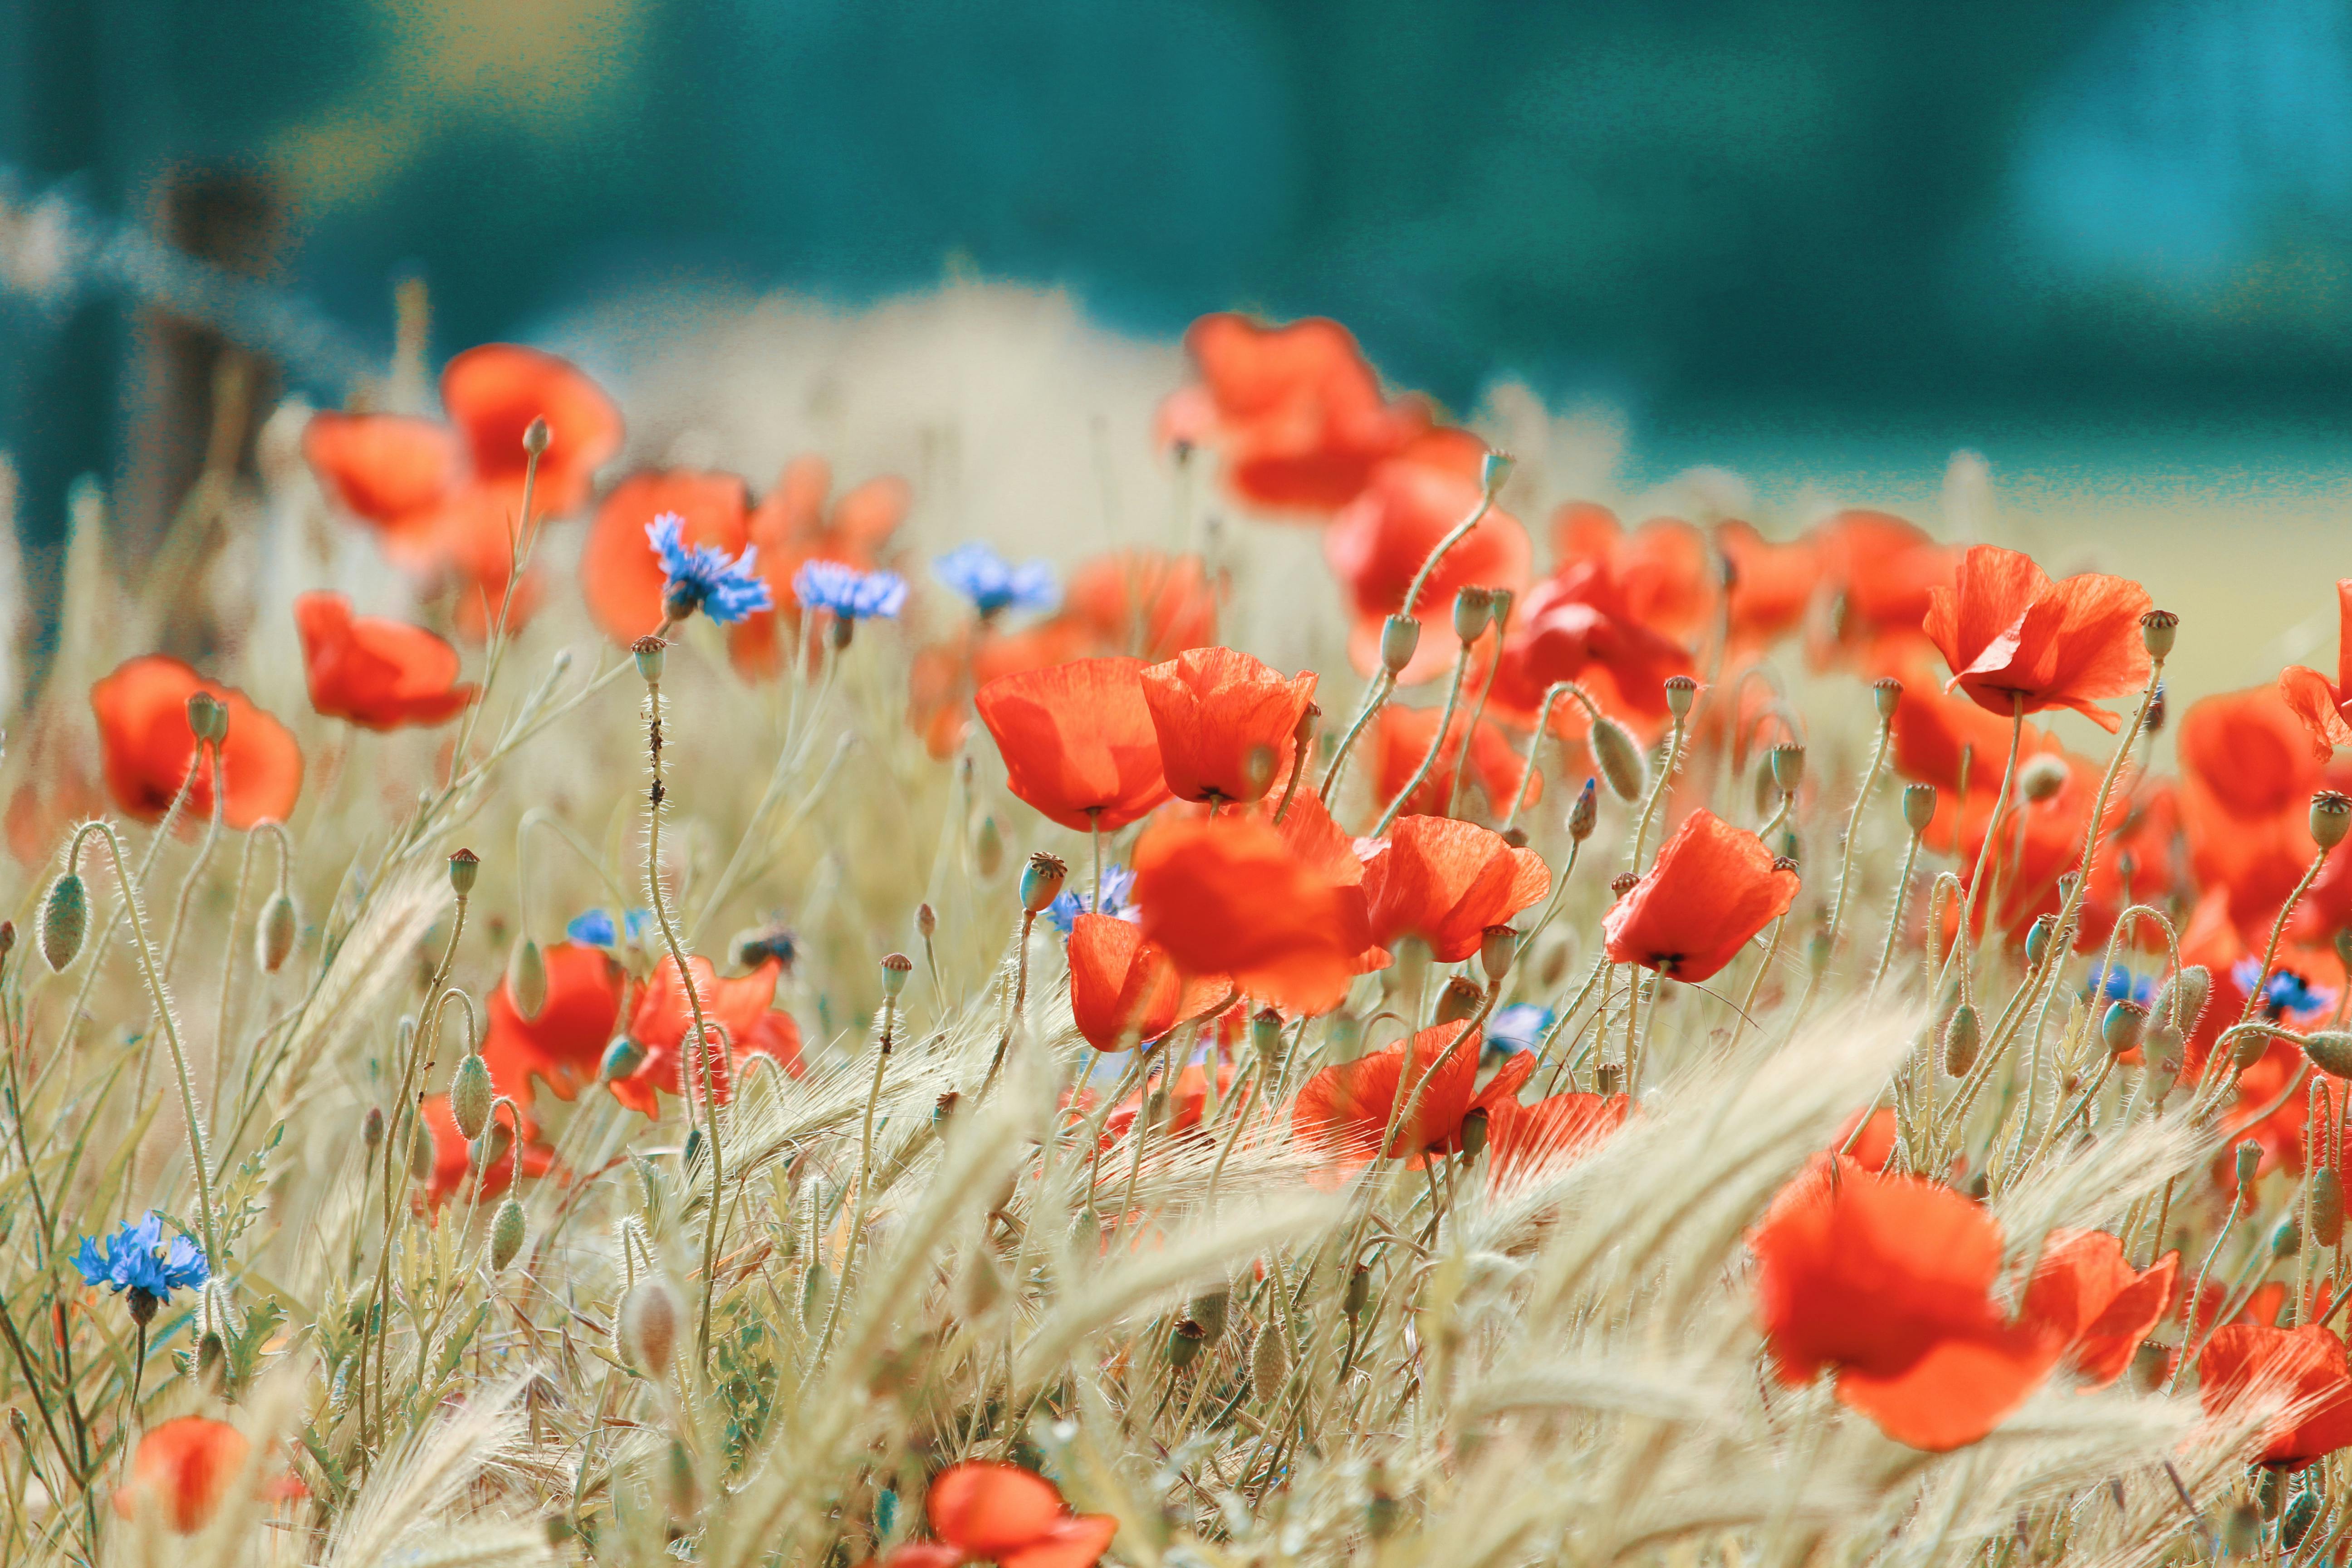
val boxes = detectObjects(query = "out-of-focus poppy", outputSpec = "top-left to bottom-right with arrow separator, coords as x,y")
480,941 -> 627,1108
1359,815 -> 1549,963
1483,1090 -> 1627,1179
1326,456 -> 1528,683
2198,1323 -> 2352,1470
114,1415 -> 300,1533
1490,546 -> 1697,728
579,469 -> 754,642
1067,913 -> 1224,1052
90,655 -> 303,829
912,1459 -> 1117,1568
1603,810 -> 1799,982
725,456 -> 912,677
1132,813 -> 1379,1014
1750,1156 -> 2062,1451
1924,544 -> 2152,730
1717,519 -> 1820,655
2179,686 -> 2327,942
5,716 -> 103,868
2019,1229 -> 2177,1388
1103,1060 -> 1239,1143
910,618 -> 1098,761
1294,1021 -> 1504,1166
1950,750 -> 2125,946
1807,510 -> 1955,670
1370,702 -> 1539,821
301,413 -> 461,549
976,657 -> 1173,832
1139,647 -> 1316,806
1548,504 -> 1715,647
439,343 -> 622,511
293,591 -> 477,730
1169,312 -> 1433,514
610,956 -> 785,1117
1833,1107 -> 1899,1173
2081,778 -> 2186,953
2280,578 -> 2352,757
1065,550 -> 1220,663
419,1093 -> 551,1209
1884,655 -> 2062,857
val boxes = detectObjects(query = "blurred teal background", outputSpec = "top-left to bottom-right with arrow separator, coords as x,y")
7,0 -> 2352,553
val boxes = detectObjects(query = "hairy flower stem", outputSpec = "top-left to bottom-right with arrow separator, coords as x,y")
1867,832 -> 1925,1001
1443,603 -> 1510,819
1801,715 -> 1892,1015
1943,696 -> 2028,1005
1399,469 -> 1503,622
811,993 -> 896,1370
1317,670 -> 1393,805
981,911 -> 1039,1094
1627,716 -> 1688,873
1375,637 -> 1473,837
2239,849 -> 2332,1029
60,759 -> 201,1061
1728,913 -> 1790,1054
1500,682 -> 1584,832
211,820 -> 288,1144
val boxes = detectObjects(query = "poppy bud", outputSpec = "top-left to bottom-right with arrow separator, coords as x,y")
2101,999 -> 2147,1058
1019,852 -> 1067,914
257,892 -> 297,973
1872,676 -> 1902,722
974,816 -> 1004,878
631,634 -> 667,684
2237,1025 -> 2274,1072
1191,1288 -> 1230,1343
1595,1063 -> 1622,1097
1366,1488 -> 1402,1541
2142,1023 -> 2184,1091
1250,1322 -> 1289,1396
1568,777 -> 1599,841
447,848 -> 480,897
2283,1487 -> 2320,1549
1592,719 -> 1647,803
2337,926 -> 2352,974
1379,613 -> 1421,676
917,902 -> 937,940
1663,675 -> 1698,720
1500,826 -> 1529,848
521,416 -> 551,458
2303,1030 -> 2352,1078
2273,1213 -> 2302,1259
1343,1264 -> 1372,1319
2143,681 -> 2166,735
665,1438 -> 699,1521
2237,1140 -> 2264,1189
2313,1167 -> 2345,1248
1432,976 -> 1482,1027
1480,449 -> 1514,495
1452,585 -> 1494,644
2220,1503 -> 2261,1560
620,1277 -> 681,1379
2018,754 -> 2068,804
879,951 -> 913,999
450,1054 -> 493,1141
2023,914 -> 2055,969
363,1105 -> 384,1151
2139,608 -> 2178,661
408,1116 -> 437,1182
1902,783 -> 1936,836
2315,791 -> 2352,852
2153,965 -> 2211,1032
39,871 -> 87,971
600,1035 -> 647,1083
1459,1107 -> 1490,1160
1242,743 -> 1279,799
1250,1006 -> 1283,1066
1942,1003 -> 1981,1077
490,1197 -> 527,1269
1805,923 -> 1831,977
185,690 -> 228,745
1768,744 -> 1805,795
1166,1318 -> 1206,1369
1478,924 -> 1518,982
507,936 -> 547,1020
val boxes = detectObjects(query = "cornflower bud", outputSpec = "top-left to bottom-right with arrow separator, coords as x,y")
2237,1140 -> 2264,1189
879,951 -> 913,999
1452,586 -> 1494,644
1019,852 -> 1067,914
631,634 -> 667,684
2315,791 -> 2352,852
186,690 -> 228,745
447,848 -> 480,897
450,1054 -> 493,1142
1902,782 -> 1936,836
1568,777 -> 1599,842
620,1277 -> 681,1379
1478,924 -> 1517,982
40,871 -> 87,971
1592,719 -> 1647,803
974,816 -> 1005,878
490,1197 -> 527,1269
2101,999 -> 2147,1058
1433,976 -> 1483,1025
600,1036 -> 647,1083
1768,744 -> 1804,794
522,416 -> 551,457
1942,1003 -> 1981,1077
2019,754 -> 2068,804
2139,608 -> 2177,661
507,936 -> 547,1020
2313,1167 -> 2345,1248
1380,613 -> 1422,676
1663,674 -> 1698,720
1872,676 -> 1902,722
258,892 -> 297,973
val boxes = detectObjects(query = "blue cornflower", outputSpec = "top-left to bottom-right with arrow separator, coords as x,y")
647,513 -> 773,625
75,1213 -> 207,1322
2233,958 -> 2332,1020
933,543 -> 1057,618
566,907 -> 653,949
1485,1003 -> 1554,1058
794,560 -> 908,621
1046,865 -> 1137,936
2082,962 -> 2156,1008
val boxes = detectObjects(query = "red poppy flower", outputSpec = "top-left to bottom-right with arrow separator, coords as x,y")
419,1093 -> 551,1209
1807,510 -> 1955,669
2180,686 -> 2327,939
2281,579 -> 2352,757
1294,1021 -> 1495,1165
1924,544 -> 2152,730
1717,519 -> 1820,654
293,591 -> 477,730
580,468 -> 753,642
301,413 -> 461,548
1067,913 -> 1225,1051
2080,777 -> 2186,953
1483,1089 -> 1627,1179
1491,554 -> 1697,725
976,657 -> 1173,832
1170,312 -> 1433,514
1833,1107 -> 1899,1173
440,343 -> 623,511
1326,456 -> 1529,682
1103,1060 -> 1240,1143
1947,750 -> 2126,945
1065,550 -> 1220,663
610,956 -> 784,1117
480,941 -> 627,1108
1751,1156 -> 2063,1450
1359,815 -> 1548,963
1548,503 -> 1715,647
910,618 -> 1099,760
2020,1229 -> 2177,1388
726,456 -> 911,676
1132,813 -> 1378,1014
2198,1323 -> 2352,1470
1138,647 -> 1316,806
914,1459 -> 1117,1568
114,1415 -> 300,1533
1370,702 -> 1539,820
90,655 -> 303,829
1602,810 -> 1798,982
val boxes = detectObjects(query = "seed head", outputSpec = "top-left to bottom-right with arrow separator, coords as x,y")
631,634 -> 668,684
1452,585 -> 1494,644
1663,674 -> 1698,720
1433,975 -> 1483,1025
2100,999 -> 2147,1058
879,951 -> 913,999
185,690 -> 228,745
2314,791 -> 2352,852
1902,782 -> 1936,836
1019,852 -> 1067,914
1872,676 -> 1902,722
1609,871 -> 1640,898
1166,1318 -> 1206,1370
446,848 -> 480,897
2023,913 -> 2056,969
1250,1006 -> 1284,1065
257,892 -> 297,973
508,937 -> 547,1020
1768,743 -> 1805,794
2236,1139 -> 2264,1189
1379,613 -> 1422,676
1478,924 -> 1518,982
40,872 -> 87,972
2138,608 -> 2178,661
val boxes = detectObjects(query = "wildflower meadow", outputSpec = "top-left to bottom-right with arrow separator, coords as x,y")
3,305 -> 2349,1568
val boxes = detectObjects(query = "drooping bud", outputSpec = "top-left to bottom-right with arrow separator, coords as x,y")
620,1277 -> 682,1379
1019,852 -> 1067,914
490,1197 -> 527,1269
2315,791 -> 2352,852
2018,754 -> 2069,804
1768,744 -> 1805,794
1568,777 -> 1599,841
2303,1030 -> 2352,1078
2312,1167 -> 2345,1249
631,634 -> 668,684
2101,999 -> 2147,1058
2238,1024 -> 2277,1071
1663,674 -> 1698,721
1943,1003 -> 1981,1077
879,951 -> 913,1000
2023,914 -> 2055,969
1343,1264 -> 1372,1319
1872,676 -> 1902,723
1452,585 -> 1494,644
600,1035 -> 647,1083
664,1438 -> 699,1521
2283,1487 -> 2320,1550
40,872 -> 88,971
2139,608 -> 2178,661
408,1116 -> 437,1182
2220,1503 -> 2260,1560
1478,925 -> 1517,982
1591,719 -> 1647,803
450,1054 -> 494,1141
446,848 -> 480,897
974,815 -> 1005,878
2237,1140 -> 2264,1189
507,936 -> 547,1020
1433,976 -> 1483,1026
2153,965 -> 2211,1032
185,690 -> 228,745
257,892 -> 297,973
1903,783 -> 1936,836
1379,613 -> 1421,676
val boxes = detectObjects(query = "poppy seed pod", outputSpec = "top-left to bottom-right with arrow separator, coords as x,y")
257,892 -> 297,973
1251,1321 -> 1289,1395
446,848 -> 480,897
1019,852 -> 1068,914
1568,777 -> 1599,842
1942,1003 -> 1981,1077
1380,612 -> 1422,676
2237,1140 -> 2264,1189
1452,585 -> 1494,644
974,815 -> 1004,878
1886,789 -> 1933,847
879,951 -> 913,999
2314,791 -> 2352,852
620,1277 -> 681,1379
1478,924 -> 1518,982
2023,914 -> 2056,969
1591,719 -> 1647,803
630,634 -> 667,684
1433,976 -> 1483,1025
1481,449 -> 1515,495
1768,744 -> 1804,794
599,1035 -> 647,1083
490,1197 -> 527,1270
2100,999 -> 2147,1058
1609,871 -> 1640,898
2303,1030 -> 2352,1078
1250,1006 -> 1284,1065
2139,608 -> 2178,661
1596,1063 -> 1622,1097
1166,1318 -> 1206,1369
39,872 -> 87,972
1872,676 -> 1902,723
2313,1167 -> 2345,1249
450,1054 -> 494,1141
2018,754 -> 2069,804
1663,674 -> 1699,721
507,936 -> 547,1021
185,690 -> 228,745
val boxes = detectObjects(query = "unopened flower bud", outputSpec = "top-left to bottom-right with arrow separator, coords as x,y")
1595,1063 -> 1622,1097
1191,1288 -> 1230,1343
2101,999 -> 2147,1058
490,1197 -> 527,1269
1250,1321 -> 1289,1395
2139,608 -> 2178,661
408,1116 -> 437,1182
2129,1339 -> 2167,1394
600,1035 -> 647,1083
1478,925 -> 1517,982
2154,965 -> 2211,1032
2019,754 -> 2068,804
620,1277 -> 681,1379
521,416 -> 551,458
2315,791 -> 2352,852
1343,1264 -> 1372,1319
2284,1487 -> 2321,1549
2313,1167 -> 2345,1248
1433,975 -> 1483,1025
2303,1030 -> 2352,1078
1902,782 -> 1936,837
185,690 -> 228,745
2237,1139 -> 2264,1189
2237,1025 -> 2274,1072
2024,914 -> 2056,969
1379,613 -> 1421,675
507,936 -> 547,1020
664,1438 -> 698,1521
40,872 -> 87,971
1019,852 -> 1067,914
1452,585 -> 1494,644
2220,1502 -> 2261,1560
0,921 -> 15,962
2273,1213 -> 2302,1259
1872,676 -> 1902,722
916,902 -> 936,940
447,848 -> 480,897
1943,1003 -> 1981,1077
1458,1107 -> 1489,1160
974,815 -> 1004,878
1568,777 -> 1599,841
363,1105 -> 384,1150
1592,718 -> 1647,803
1663,674 -> 1698,720
450,1054 -> 493,1141
258,892 -> 297,973
1768,743 -> 1804,794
